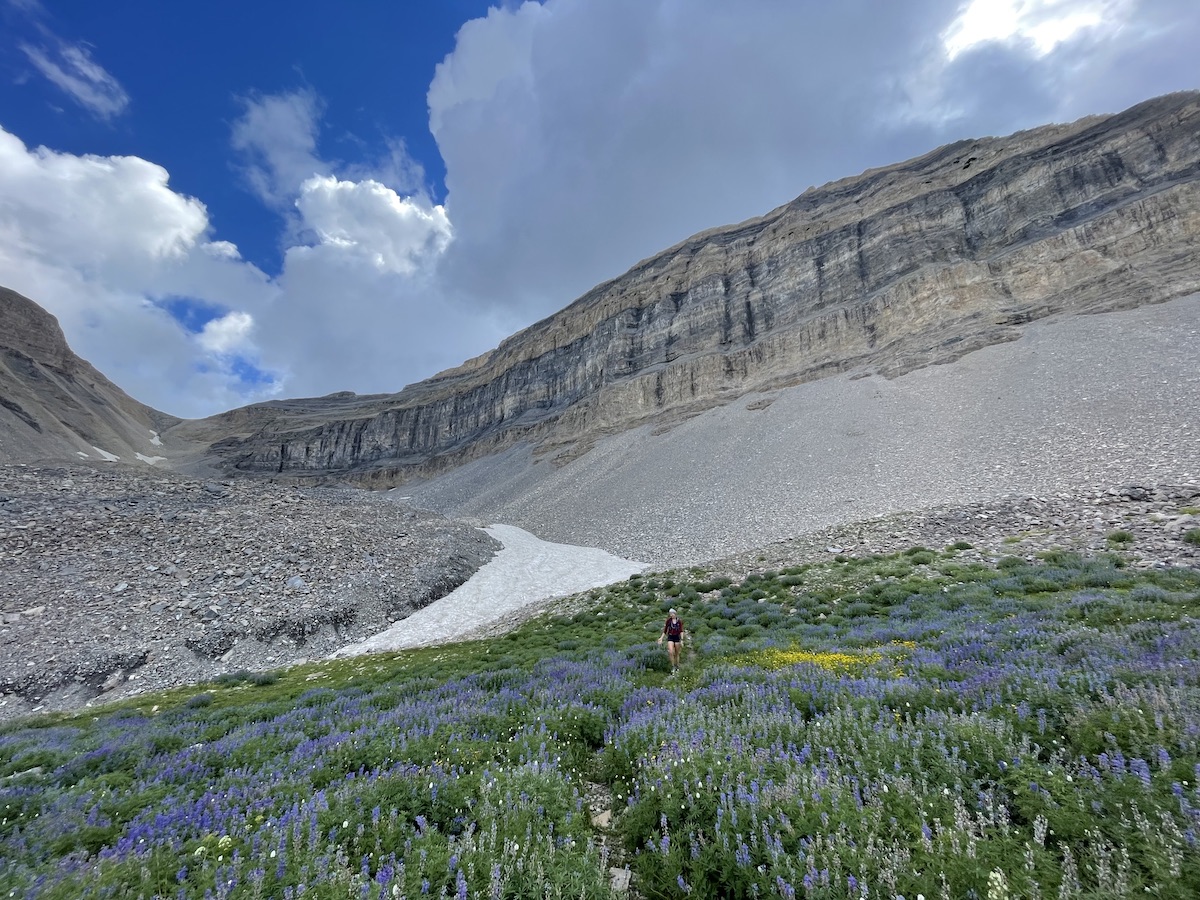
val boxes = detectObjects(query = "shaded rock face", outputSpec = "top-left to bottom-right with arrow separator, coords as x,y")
182,92 -> 1200,482
0,288 -> 181,466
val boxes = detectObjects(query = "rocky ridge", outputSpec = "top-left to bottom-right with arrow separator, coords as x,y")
0,463 -> 497,721
714,483 -> 1200,575
179,91 -> 1200,484
0,287 -> 182,465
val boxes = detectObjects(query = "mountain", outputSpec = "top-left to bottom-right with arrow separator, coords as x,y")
175,91 -> 1200,485
0,287 -> 181,465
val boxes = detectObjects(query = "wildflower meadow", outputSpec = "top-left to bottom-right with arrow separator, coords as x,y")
1,545 -> 1198,898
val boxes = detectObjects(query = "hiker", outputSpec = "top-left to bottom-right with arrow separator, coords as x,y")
657,608 -> 685,670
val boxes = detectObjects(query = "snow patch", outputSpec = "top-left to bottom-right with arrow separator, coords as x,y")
91,446 -> 120,462
332,524 -> 646,657
75,451 -> 89,459
136,453 -> 166,465
148,430 -> 163,447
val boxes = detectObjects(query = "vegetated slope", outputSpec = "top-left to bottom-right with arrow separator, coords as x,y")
0,287 -> 182,465
177,91 -> 1200,485
2,547 -> 1198,898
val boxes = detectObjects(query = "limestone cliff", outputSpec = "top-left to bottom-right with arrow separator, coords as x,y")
178,91 -> 1200,483
0,288 -> 181,465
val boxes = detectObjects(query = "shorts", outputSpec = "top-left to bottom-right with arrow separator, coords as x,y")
667,637 -> 681,644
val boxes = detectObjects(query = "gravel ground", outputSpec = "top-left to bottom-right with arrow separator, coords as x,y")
0,466 -> 498,720
402,294 -> 1200,568
3,296 -> 1197,720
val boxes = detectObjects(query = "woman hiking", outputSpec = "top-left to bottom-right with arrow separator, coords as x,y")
658,608 -> 685,671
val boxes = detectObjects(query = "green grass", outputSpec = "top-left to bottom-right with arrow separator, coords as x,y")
2,550 -> 1199,898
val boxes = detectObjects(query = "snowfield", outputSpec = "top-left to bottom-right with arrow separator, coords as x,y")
330,523 -> 647,656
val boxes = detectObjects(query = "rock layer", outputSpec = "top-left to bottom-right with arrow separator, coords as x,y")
0,287 -> 181,465
179,91 -> 1200,483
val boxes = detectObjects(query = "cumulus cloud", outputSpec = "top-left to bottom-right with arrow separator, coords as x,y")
3,0 -> 1198,419
340,136 -> 430,198
197,311 -> 255,355
221,88 -> 506,400
295,176 -> 452,274
255,239 -> 502,400
428,0 -> 955,313
20,38 -> 129,119
0,107 -> 500,415
0,129 -> 207,280
0,125 -> 279,416
428,0 -> 1200,322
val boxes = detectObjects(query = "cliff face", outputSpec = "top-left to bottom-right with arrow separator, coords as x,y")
180,91 -> 1200,483
0,288 -> 180,465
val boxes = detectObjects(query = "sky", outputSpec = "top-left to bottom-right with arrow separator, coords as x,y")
0,0 -> 1197,419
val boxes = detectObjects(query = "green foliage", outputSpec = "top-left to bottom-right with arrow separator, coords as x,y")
4,549 -> 1200,898
1107,529 -> 1135,545
1183,528 -> 1200,546
692,576 -> 732,593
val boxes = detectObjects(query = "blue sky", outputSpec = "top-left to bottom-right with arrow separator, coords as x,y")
0,1 -> 486,267
0,0 -> 1197,418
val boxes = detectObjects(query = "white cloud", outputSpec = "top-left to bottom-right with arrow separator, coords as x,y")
220,91 -> 501,401
0,246 -> 275,417
20,39 -> 129,120
2,0 -> 1198,420
427,0 -> 1200,323
942,0 -> 1132,60
342,137 -> 430,198
256,241 -> 502,400
0,128 -> 208,280
427,0 -> 956,313
0,114 -> 501,416
203,240 -> 242,260
0,125 -> 280,416
231,89 -> 328,209
198,311 -> 255,355
251,173 -> 492,400
295,176 -> 452,274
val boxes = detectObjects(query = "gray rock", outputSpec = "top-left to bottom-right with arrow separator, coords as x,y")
0,463 -> 499,719
181,93 -> 1200,486
609,868 -> 631,893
